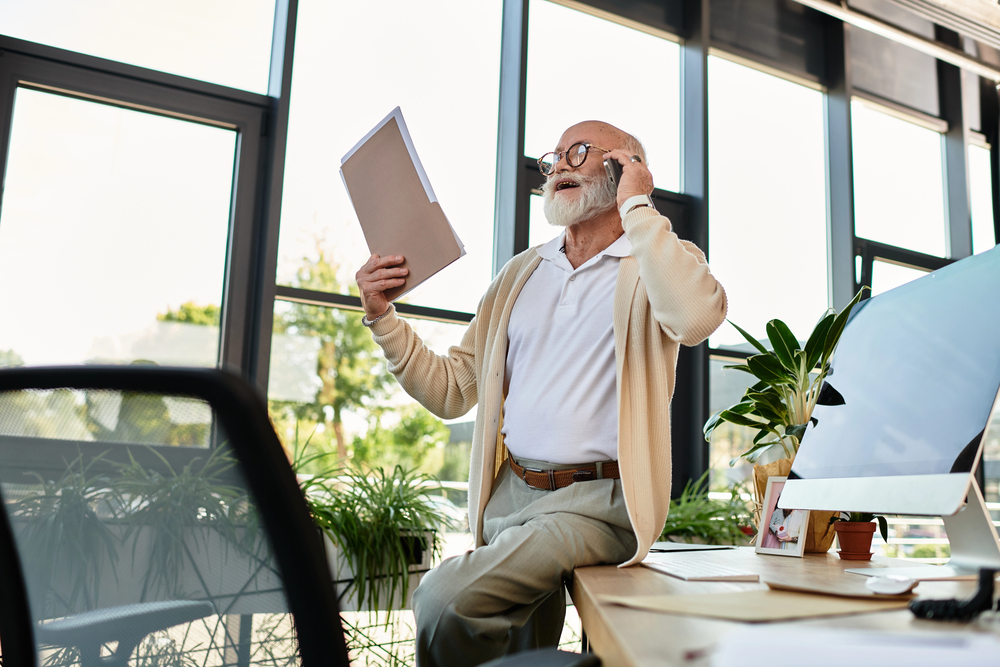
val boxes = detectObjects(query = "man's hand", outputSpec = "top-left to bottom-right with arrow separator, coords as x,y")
603,149 -> 655,211
356,254 -> 408,320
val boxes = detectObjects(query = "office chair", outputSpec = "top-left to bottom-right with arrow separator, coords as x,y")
0,366 -> 348,666
0,366 -> 597,666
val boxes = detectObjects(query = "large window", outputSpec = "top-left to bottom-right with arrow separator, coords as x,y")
707,56 -> 828,349
0,0 -> 276,93
267,0 -> 502,479
267,300 -> 474,479
969,142 -> 996,254
276,0 -> 502,315
0,88 -> 234,367
870,260 -> 930,296
524,0 -> 681,194
851,99 -> 948,257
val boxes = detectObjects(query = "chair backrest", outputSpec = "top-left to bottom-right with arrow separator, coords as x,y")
0,366 -> 349,666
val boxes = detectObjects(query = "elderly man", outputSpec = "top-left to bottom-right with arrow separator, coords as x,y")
355,120 -> 727,666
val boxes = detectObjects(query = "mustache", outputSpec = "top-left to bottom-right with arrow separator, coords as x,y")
541,170 -> 606,196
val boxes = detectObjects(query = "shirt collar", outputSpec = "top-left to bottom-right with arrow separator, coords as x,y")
536,231 -> 633,262
536,232 -> 566,261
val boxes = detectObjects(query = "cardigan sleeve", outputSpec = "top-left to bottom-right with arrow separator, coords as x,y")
367,304 -> 480,420
622,206 -> 727,345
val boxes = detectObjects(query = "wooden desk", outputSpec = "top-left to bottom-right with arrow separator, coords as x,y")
570,548 -> 995,666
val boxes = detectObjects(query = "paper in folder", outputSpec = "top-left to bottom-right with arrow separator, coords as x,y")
340,107 -> 465,302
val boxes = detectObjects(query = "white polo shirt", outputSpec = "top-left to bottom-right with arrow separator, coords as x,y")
501,231 -> 632,464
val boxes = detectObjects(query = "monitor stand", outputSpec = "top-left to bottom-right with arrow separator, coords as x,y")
846,479 -> 1000,581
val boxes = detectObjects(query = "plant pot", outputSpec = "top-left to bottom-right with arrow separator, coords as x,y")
833,521 -> 876,560
322,530 -> 434,611
752,460 -> 837,553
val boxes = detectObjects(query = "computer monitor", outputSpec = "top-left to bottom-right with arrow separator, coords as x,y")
780,245 -> 1000,579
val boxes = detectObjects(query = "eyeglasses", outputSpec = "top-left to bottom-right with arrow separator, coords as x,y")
537,142 -> 612,176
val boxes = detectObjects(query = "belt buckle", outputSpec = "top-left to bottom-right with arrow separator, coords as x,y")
520,465 -> 556,491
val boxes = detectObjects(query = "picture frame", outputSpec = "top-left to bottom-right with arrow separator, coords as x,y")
755,476 -> 809,557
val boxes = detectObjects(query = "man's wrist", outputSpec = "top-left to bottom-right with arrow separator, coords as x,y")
362,304 -> 393,327
619,194 -> 656,219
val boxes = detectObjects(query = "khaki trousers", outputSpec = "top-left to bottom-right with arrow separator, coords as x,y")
412,461 -> 637,667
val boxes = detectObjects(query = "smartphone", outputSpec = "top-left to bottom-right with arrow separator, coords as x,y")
604,158 -> 624,190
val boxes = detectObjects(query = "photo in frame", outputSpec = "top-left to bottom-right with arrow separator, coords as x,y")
755,476 -> 809,557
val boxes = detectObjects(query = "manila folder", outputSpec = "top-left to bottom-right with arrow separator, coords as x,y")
340,113 -> 463,302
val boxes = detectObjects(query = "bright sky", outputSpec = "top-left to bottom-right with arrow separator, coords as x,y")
0,0 -> 995,370
0,88 -> 233,365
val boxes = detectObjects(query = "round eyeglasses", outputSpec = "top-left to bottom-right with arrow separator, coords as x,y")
537,142 -> 612,176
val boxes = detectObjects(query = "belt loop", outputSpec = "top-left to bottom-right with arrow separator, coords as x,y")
547,469 -> 556,491
596,461 -> 604,479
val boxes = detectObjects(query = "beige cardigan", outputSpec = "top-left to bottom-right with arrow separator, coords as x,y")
369,207 -> 727,566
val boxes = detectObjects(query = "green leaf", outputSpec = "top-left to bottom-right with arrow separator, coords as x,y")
728,320 -> 768,355
722,363 -> 756,375
823,288 -> 868,362
766,319 -> 800,371
727,401 -> 755,415
803,312 -> 835,372
717,409 -> 767,428
750,400 -> 785,424
876,515 -> 889,544
738,441 -> 782,464
752,424 -> 780,444
703,411 -> 723,441
785,422 -> 809,441
746,355 -> 793,386
747,390 -> 784,411
705,401 -> 755,441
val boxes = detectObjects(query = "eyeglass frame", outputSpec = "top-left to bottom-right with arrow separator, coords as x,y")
537,142 -> 613,175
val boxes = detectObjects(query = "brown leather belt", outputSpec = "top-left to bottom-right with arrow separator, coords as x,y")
509,458 -> 620,491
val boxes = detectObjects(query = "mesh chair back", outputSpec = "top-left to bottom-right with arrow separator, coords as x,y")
0,366 -> 348,666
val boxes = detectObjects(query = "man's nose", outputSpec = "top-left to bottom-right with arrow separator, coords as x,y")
553,151 -> 574,173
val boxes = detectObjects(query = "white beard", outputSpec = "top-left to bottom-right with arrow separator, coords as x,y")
542,171 -> 618,228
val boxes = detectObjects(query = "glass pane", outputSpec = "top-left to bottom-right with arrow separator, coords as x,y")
852,100 -> 947,256
267,301 -> 475,483
0,388 -> 212,447
0,390 -> 301,663
870,260 -> 929,297
0,0 -> 275,93
969,144 -> 996,255
707,56 -> 828,348
0,89 -> 234,368
528,193 -> 561,249
525,0 -> 681,193
708,357 -> 757,488
277,0 -> 502,314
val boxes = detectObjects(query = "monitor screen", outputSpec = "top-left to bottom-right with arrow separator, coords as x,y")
789,246 -> 1000,483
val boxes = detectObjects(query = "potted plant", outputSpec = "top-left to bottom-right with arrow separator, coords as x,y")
293,443 -> 449,613
703,288 -> 867,552
829,512 -> 889,560
660,473 -> 753,545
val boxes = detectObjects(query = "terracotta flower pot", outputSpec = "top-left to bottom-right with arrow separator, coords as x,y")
834,521 -> 877,560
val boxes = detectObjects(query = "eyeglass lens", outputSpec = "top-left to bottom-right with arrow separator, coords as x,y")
538,143 -> 591,175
